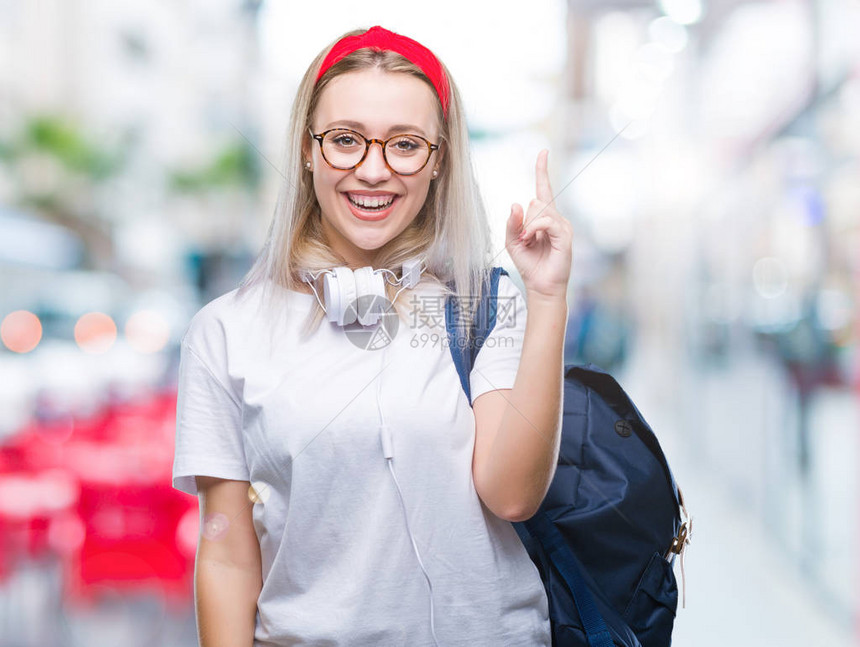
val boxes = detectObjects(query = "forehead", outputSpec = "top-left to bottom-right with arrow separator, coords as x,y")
314,68 -> 439,137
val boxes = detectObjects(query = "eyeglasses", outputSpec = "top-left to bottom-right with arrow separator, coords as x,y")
308,127 -> 439,176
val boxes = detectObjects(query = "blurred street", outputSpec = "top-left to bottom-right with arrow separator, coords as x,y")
1,0 -> 858,645
621,339 -> 857,647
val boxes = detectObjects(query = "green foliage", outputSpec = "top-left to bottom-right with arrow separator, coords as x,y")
23,115 -> 124,179
169,139 -> 260,193
0,113 -> 258,196
0,138 -> 12,161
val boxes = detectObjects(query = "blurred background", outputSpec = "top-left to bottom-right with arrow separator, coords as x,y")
0,0 -> 858,645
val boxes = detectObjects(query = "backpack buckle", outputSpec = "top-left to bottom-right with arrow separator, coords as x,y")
666,485 -> 694,609
666,484 -> 693,558
667,520 -> 691,556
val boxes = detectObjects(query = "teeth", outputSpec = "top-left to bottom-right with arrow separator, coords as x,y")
348,194 -> 395,209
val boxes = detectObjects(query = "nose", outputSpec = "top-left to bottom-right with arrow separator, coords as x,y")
353,140 -> 392,184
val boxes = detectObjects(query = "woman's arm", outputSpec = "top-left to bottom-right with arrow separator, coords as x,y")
194,475 -> 263,647
472,149 -> 573,523
472,293 -> 567,522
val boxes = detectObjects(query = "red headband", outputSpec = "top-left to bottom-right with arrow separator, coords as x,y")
315,26 -> 450,120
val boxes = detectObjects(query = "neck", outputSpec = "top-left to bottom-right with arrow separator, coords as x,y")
320,219 -> 379,268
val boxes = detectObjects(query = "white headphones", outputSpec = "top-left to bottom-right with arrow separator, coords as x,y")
299,257 -> 426,327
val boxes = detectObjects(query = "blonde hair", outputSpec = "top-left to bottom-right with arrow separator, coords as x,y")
236,27 -> 496,347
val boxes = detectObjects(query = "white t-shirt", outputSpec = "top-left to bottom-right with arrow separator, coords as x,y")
172,274 -> 551,647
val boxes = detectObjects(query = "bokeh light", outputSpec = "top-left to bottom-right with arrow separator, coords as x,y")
125,309 -> 171,354
658,0 -> 705,25
176,508 -> 200,558
753,257 -> 789,299
74,312 -> 117,354
47,511 -> 87,555
1,310 -> 43,353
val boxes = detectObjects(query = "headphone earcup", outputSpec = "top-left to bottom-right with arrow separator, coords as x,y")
352,266 -> 371,326
324,267 -> 357,326
322,270 -> 339,324
340,267 -> 358,326
368,269 -> 386,325
353,267 -> 387,326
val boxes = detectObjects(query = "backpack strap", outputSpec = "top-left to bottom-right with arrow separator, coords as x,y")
519,513 -> 615,647
444,266 -> 508,407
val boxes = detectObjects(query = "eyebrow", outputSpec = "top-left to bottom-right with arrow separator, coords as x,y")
322,120 -> 427,137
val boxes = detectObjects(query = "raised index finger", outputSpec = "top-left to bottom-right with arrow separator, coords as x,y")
536,149 -> 553,205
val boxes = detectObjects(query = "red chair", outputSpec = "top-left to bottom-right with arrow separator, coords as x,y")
60,390 -> 197,608
0,388 -> 197,610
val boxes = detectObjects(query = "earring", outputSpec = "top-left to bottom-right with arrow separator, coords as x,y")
432,169 -> 438,178
305,161 -> 312,171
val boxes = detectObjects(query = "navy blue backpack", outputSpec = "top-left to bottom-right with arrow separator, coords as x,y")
445,266 -> 692,647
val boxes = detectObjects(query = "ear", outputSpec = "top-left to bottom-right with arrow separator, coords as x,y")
301,131 -> 312,165
303,121 -> 321,167
434,140 -> 446,177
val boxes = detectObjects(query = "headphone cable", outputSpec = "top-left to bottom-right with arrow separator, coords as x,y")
377,342 -> 442,647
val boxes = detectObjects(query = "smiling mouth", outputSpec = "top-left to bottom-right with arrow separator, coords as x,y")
345,192 -> 398,211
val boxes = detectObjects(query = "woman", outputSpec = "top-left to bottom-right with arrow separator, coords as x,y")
173,25 -> 572,647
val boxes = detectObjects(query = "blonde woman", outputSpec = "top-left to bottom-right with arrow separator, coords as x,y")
173,24 -> 572,647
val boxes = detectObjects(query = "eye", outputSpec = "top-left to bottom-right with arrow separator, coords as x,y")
390,136 -> 422,152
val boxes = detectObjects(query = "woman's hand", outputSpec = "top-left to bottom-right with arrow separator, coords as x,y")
506,149 -> 573,302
